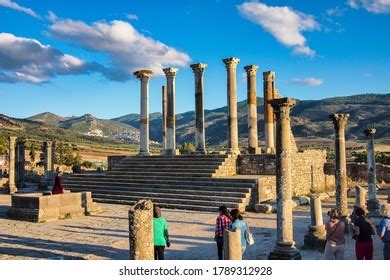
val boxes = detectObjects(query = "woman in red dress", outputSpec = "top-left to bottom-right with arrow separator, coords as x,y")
51,171 -> 64,194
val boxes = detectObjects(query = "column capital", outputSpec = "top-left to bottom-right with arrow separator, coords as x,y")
263,71 -> 275,81
163,67 -> 179,77
364,128 -> 376,138
270,97 -> 296,110
222,57 -> 240,69
244,65 -> 259,76
133,69 -> 153,80
329,114 -> 349,128
9,136 -> 17,144
190,63 -> 207,75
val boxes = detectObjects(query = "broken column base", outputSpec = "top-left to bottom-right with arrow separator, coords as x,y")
368,200 -> 381,217
268,242 -> 302,260
246,147 -> 261,154
265,147 -> 275,154
161,149 -> 180,156
303,225 -> 326,252
138,151 -> 151,157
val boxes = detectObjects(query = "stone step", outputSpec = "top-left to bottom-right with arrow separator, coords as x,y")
90,193 -> 241,208
115,162 -> 223,167
111,164 -> 222,170
65,176 -> 256,187
68,187 -> 244,203
107,171 -> 213,177
94,198 -> 227,212
65,182 -> 251,194
122,155 -> 228,159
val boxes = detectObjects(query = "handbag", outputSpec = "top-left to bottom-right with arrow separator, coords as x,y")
246,224 -> 255,246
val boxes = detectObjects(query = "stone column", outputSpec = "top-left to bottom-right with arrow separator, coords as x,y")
163,67 -> 180,156
364,128 -> 380,216
44,141 -> 53,180
329,114 -> 349,217
244,65 -> 260,154
223,57 -> 240,154
51,141 -> 56,172
223,229 -> 242,260
128,200 -> 154,260
191,63 -> 207,154
263,71 -> 276,154
268,98 -> 301,260
15,139 -> 26,188
304,195 -> 326,251
7,136 -> 17,194
161,85 -> 167,152
134,70 -> 153,156
355,185 -> 367,211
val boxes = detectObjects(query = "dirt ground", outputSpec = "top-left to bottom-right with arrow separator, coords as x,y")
0,195 -> 386,260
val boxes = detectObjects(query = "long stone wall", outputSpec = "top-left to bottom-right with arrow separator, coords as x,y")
237,149 -> 335,199
324,162 -> 390,184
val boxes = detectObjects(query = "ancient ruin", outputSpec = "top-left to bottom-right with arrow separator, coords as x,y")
303,195 -> 326,251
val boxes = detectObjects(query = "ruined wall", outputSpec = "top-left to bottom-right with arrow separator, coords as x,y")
324,162 -> 390,184
107,156 -> 127,170
237,150 -> 335,199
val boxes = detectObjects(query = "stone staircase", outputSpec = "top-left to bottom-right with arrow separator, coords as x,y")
64,155 -> 258,212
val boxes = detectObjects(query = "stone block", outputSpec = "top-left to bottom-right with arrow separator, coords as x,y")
255,203 -> 273,214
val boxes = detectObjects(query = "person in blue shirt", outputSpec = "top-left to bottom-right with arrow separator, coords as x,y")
378,205 -> 390,260
229,208 -> 248,255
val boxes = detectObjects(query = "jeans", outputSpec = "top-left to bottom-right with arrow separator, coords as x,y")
154,246 -> 165,260
324,242 -> 345,260
216,237 -> 224,260
384,243 -> 390,260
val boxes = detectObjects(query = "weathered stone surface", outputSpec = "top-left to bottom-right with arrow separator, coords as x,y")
107,156 -> 127,170
303,195 -> 326,252
255,203 -> 273,214
128,199 -> 154,260
6,191 -> 100,222
161,85 -> 167,152
263,71 -> 276,154
354,185 -> 367,211
7,136 -> 17,194
223,228 -> 242,260
15,139 -> 26,189
245,65 -> 260,154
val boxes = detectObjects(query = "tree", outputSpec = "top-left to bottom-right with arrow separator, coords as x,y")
0,137 -> 7,156
73,151 -> 82,165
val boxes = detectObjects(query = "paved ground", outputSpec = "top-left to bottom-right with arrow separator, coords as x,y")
0,194 -> 386,260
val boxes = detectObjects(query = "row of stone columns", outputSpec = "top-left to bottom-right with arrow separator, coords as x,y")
133,57 -> 279,156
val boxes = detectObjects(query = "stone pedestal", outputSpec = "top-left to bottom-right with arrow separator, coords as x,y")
7,136 -> 17,194
304,195 -> 326,251
245,65 -> 260,154
128,200 -> 154,260
263,71 -> 276,154
161,85 -> 167,153
191,63 -> 207,154
223,229 -> 242,260
330,114 -> 350,218
268,98 -> 301,260
223,57 -> 240,154
364,128 -> 380,217
134,70 -> 153,156
163,67 -> 180,156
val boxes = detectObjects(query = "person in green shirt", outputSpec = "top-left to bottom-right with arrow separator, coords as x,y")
153,206 -> 170,260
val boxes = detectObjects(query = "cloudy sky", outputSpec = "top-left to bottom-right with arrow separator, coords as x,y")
0,0 -> 389,118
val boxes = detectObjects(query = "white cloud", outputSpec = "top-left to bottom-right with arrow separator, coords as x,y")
291,77 -> 324,86
326,6 -> 346,16
127,14 -> 139,20
47,15 -> 191,76
0,0 -> 40,18
0,33 -> 90,84
237,1 -> 319,57
347,0 -> 390,13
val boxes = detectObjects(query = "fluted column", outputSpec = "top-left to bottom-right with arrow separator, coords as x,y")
8,136 -> 17,194
161,85 -> 167,152
223,57 -> 240,154
268,98 -> 301,260
364,128 -> 380,216
191,63 -> 207,154
134,70 -> 153,156
163,67 -> 179,156
263,71 -> 276,153
330,114 -> 349,217
244,65 -> 260,154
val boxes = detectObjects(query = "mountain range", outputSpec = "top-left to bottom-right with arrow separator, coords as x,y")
1,93 -> 389,146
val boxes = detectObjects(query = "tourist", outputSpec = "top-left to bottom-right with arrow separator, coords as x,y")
230,208 -> 248,255
51,171 -> 64,194
153,206 -> 170,260
353,207 -> 376,260
324,208 -> 345,260
377,205 -> 390,260
214,205 -> 232,260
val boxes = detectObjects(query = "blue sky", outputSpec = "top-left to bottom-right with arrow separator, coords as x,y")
0,0 -> 389,119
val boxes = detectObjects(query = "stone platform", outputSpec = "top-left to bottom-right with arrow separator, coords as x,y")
7,192 -> 102,222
